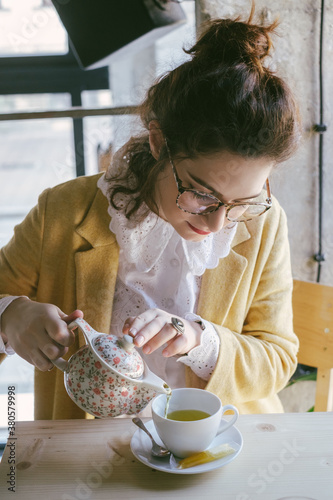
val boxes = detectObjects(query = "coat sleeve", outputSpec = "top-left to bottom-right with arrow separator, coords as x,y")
196,207 -> 299,405
0,189 -> 49,364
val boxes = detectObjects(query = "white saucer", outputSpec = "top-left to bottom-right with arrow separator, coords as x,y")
130,419 -> 243,475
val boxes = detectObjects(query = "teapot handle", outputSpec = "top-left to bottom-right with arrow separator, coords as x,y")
51,318 -> 99,372
51,322 -> 75,372
67,318 -> 100,346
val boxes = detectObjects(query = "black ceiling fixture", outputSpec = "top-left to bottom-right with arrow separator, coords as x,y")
51,0 -> 186,69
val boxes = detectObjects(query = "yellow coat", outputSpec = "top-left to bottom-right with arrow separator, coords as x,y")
0,174 -> 298,419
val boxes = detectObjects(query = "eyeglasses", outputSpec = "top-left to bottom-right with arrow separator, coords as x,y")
166,145 -> 272,222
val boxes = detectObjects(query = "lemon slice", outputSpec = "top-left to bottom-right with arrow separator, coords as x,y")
177,443 -> 236,469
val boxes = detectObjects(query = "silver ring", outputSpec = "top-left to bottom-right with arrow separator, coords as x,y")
170,317 -> 185,335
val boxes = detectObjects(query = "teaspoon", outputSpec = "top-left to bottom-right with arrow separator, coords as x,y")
132,417 -> 170,457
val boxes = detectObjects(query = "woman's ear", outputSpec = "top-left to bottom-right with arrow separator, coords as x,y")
148,120 -> 164,160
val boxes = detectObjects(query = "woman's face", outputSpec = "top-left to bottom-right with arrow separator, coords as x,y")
154,150 -> 274,242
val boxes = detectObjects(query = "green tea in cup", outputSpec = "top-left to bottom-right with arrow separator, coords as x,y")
167,409 -> 210,421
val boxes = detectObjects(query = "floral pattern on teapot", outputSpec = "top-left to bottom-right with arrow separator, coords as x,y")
92,334 -> 144,379
52,318 -> 170,418
64,345 -> 157,418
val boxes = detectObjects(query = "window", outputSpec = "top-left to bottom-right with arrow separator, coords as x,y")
81,90 -> 113,175
0,0 -> 68,56
0,92 -> 75,426
0,93 -> 75,247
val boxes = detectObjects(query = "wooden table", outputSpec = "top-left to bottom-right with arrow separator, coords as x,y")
0,413 -> 332,499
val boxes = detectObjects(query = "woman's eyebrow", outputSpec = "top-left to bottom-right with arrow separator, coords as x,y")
187,172 -> 261,200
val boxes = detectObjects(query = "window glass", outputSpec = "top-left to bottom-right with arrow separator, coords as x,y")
0,0 -> 68,56
0,93 -> 74,426
0,93 -> 74,248
0,358 -> 34,427
81,90 -> 114,176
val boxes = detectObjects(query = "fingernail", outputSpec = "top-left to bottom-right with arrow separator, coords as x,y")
163,350 -> 169,357
142,344 -> 151,354
134,335 -> 144,346
129,328 -> 137,336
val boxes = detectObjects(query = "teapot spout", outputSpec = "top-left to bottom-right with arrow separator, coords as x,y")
142,364 -> 172,395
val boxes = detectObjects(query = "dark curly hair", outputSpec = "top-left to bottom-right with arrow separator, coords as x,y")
106,8 -> 301,221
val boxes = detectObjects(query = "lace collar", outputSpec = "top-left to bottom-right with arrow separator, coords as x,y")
97,150 -> 237,276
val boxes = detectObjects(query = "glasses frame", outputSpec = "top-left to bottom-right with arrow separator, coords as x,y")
166,145 -> 272,222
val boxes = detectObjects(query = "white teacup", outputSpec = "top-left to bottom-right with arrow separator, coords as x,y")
151,388 -> 239,458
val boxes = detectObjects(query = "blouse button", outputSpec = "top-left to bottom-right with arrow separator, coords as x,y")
165,298 -> 175,308
170,258 -> 179,267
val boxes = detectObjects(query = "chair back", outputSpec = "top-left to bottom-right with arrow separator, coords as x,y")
292,279 -> 333,411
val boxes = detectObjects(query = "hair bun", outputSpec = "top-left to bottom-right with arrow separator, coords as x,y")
185,16 -> 279,73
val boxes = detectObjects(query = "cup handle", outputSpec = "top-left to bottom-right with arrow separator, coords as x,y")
217,404 -> 239,434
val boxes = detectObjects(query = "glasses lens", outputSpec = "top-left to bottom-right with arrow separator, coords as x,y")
228,204 -> 268,221
178,190 -> 219,214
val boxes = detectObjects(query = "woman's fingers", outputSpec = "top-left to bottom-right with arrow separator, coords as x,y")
161,334 -> 188,357
141,322 -> 179,353
122,316 -> 136,334
122,309 -> 185,354
127,311 -> 157,337
38,308 -> 82,367
40,337 -> 68,361
2,300 -> 82,371
121,309 -> 203,356
29,347 -> 55,372
61,309 -> 84,324
44,307 -> 79,347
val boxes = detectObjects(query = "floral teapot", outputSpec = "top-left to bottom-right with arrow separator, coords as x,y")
52,318 -> 171,418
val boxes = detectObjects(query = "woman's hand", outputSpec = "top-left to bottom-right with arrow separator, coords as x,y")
1,297 -> 83,371
122,308 -> 203,357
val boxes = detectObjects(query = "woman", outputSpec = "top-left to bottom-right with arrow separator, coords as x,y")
0,11 -> 301,419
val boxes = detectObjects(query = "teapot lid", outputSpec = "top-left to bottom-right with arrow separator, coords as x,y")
92,334 -> 144,378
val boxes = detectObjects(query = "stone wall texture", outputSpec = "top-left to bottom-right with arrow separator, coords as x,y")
197,0 -> 333,285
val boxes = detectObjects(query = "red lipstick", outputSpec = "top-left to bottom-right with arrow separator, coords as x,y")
187,222 -> 211,235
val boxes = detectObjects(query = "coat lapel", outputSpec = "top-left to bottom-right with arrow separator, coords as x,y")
74,189 -> 119,338
197,223 -> 251,325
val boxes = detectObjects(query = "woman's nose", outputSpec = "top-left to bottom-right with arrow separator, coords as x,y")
203,206 -> 227,233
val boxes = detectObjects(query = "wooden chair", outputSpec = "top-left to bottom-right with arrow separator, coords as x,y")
292,279 -> 333,411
